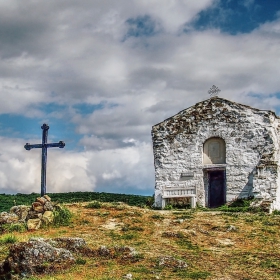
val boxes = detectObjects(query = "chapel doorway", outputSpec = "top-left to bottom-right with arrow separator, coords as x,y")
208,170 -> 226,208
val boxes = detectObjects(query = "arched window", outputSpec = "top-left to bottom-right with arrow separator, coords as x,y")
203,137 -> 226,164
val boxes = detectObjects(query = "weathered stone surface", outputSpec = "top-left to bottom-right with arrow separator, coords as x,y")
44,201 -> 54,211
0,212 -> 19,224
36,197 -> 47,205
42,211 -> 54,225
44,194 -> 51,201
10,205 -> 30,222
32,202 -> 44,213
96,246 -> 140,262
157,256 -> 187,269
51,237 -> 87,252
27,218 -> 42,230
27,210 -> 43,220
152,97 -> 280,211
0,238 -> 75,277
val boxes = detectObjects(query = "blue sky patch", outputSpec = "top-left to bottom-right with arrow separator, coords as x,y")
124,15 -> 160,39
39,102 -> 67,115
190,0 -> 280,35
0,114 -> 82,151
73,102 -> 105,115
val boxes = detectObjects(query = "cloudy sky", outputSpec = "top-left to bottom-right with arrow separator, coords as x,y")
0,0 -> 280,196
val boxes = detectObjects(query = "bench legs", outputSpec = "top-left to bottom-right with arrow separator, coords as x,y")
162,198 -> 166,209
161,196 -> 196,209
190,196 -> 196,208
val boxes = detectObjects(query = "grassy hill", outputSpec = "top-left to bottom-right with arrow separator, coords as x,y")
0,197 -> 280,279
0,192 -> 151,212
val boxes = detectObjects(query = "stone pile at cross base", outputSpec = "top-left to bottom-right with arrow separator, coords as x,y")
0,195 -> 56,230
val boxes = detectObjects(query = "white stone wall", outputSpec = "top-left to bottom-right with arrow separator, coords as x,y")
152,97 -> 280,209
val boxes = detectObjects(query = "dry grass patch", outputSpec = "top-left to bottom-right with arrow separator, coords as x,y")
1,202 -> 280,279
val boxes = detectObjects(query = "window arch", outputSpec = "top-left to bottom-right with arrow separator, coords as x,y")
203,137 -> 226,164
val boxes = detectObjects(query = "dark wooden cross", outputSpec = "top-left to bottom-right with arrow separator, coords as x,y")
24,123 -> 65,196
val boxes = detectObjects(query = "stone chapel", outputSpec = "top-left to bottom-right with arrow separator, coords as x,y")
151,96 -> 280,211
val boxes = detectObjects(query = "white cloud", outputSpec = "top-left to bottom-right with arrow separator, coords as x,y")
0,136 -> 153,195
0,1 -> 280,195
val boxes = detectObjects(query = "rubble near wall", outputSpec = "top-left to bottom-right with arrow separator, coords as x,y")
152,97 -> 280,209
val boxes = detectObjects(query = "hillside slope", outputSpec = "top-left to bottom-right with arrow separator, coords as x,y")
1,202 -> 280,279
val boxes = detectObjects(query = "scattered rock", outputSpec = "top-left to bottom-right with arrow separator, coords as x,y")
0,238 -> 76,278
50,237 -> 88,253
97,245 -> 111,257
162,231 -> 182,238
123,273 -> 133,279
157,256 -> 187,269
227,225 -> 237,232
96,246 -> 141,262
217,238 -> 234,247
0,212 -> 19,224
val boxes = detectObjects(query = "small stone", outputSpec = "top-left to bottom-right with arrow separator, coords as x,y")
217,238 -> 234,247
32,202 -> 44,213
44,201 -> 54,211
36,197 -> 47,205
227,225 -> 237,232
123,273 -> 133,279
44,195 -> 51,201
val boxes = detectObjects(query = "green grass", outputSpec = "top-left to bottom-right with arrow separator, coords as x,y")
0,192 -> 152,212
0,234 -> 18,244
52,206 -> 73,227
1,223 -> 26,233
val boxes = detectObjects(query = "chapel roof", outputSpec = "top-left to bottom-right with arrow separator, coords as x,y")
152,96 -> 278,128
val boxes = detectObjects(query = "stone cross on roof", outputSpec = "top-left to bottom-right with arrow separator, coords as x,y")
208,85 -> 221,97
24,124 -> 65,196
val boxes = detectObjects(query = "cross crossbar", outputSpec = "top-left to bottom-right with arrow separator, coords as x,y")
24,123 -> 65,196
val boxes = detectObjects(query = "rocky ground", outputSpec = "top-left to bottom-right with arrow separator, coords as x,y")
0,201 -> 280,279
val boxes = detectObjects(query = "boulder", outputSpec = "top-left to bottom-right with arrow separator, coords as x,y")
10,205 -> 30,222
27,218 -> 42,230
42,211 -> 54,225
0,238 -> 75,277
0,212 -> 19,224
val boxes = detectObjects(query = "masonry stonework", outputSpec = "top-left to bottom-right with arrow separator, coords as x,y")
151,97 -> 280,211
